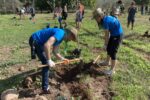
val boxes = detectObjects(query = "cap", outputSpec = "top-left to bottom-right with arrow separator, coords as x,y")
66,27 -> 78,41
112,7 -> 120,15
93,8 -> 104,19
70,27 -> 78,41
115,8 -> 120,15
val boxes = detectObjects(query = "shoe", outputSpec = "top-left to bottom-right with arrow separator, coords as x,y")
104,70 -> 115,75
99,61 -> 109,66
41,87 -> 51,94
41,90 -> 51,94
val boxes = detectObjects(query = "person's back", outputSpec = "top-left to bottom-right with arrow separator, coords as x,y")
128,6 -> 136,19
78,3 -> 84,14
103,16 -> 123,36
57,6 -> 62,16
30,7 -> 35,14
32,28 -> 65,46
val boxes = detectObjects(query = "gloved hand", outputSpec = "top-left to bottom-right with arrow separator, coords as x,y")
61,57 -> 70,65
47,59 -> 55,68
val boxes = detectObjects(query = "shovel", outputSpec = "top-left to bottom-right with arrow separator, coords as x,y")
93,55 -> 101,67
38,58 -> 81,68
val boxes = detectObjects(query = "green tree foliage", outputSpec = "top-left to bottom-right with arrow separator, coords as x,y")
81,0 -> 95,8
18,0 -> 96,11
134,0 -> 149,5
35,0 -> 52,12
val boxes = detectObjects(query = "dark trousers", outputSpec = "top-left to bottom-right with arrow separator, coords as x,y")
107,35 -> 122,60
29,36 -> 49,90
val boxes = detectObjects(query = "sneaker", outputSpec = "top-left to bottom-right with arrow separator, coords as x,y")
41,87 -> 51,94
99,61 -> 109,66
104,70 -> 115,75
41,90 -> 51,94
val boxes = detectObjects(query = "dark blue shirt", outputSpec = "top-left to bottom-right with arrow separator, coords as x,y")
128,7 -> 136,19
32,28 -> 65,46
102,16 -> 123,36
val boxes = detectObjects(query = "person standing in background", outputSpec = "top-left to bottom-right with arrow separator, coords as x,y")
127,1 -> 137,30
61,3 -> 68,28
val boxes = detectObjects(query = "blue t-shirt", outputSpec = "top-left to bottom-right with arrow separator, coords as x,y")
32,28 -> 65,46
102,16 -> 123,36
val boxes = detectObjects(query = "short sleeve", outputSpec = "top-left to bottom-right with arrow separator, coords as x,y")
103,21 -> 109,30
53,29 -> 64,46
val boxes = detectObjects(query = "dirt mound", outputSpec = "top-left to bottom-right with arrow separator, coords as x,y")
2,61 -> 115,100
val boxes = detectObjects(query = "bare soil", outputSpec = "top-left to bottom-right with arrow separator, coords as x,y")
16,61 -> 114,100
0,46 -> 12,62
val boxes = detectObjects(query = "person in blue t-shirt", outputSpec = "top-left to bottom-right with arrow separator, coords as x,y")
29,27 -> 78,93
93,8 -> 123,75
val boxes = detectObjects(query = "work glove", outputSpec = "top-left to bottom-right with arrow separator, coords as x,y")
61,57 -> 70,65
47,59 -> 55,68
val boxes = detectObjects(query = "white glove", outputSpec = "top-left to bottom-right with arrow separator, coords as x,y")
47,59 -> 55,67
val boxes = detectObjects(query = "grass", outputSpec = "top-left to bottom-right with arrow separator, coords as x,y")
0,11 -> 150,100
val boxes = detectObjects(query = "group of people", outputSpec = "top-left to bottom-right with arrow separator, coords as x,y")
15,6 -> 35,23
27,0 -> 150,95
29,1 -> 124,93
53,2 -> 84,30
141,4 -> 149,15
53,3 -> 73,28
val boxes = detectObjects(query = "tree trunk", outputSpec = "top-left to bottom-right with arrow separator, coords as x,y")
3,0 -> 6,13
12,0 -> 15,14
53,0 -> 55,10
32,0 -> 35,8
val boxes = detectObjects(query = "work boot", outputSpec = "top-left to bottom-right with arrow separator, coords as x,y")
99,61 -> 109,66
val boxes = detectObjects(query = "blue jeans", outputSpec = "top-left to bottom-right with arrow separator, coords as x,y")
29,36 -> 49,90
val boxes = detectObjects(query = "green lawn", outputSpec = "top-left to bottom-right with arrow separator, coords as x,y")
0,11 -> 150,100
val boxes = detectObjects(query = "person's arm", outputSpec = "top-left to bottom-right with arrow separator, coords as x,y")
104,30 -> 110,47
135,7 -> 137,13
53,46 -> 65,60
53,45 -> 69,64
128,7 -> 130,13
44,36 -> 56,61
103,20 -> 110,47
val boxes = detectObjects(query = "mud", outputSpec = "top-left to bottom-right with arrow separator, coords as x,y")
3,61 -> 114,100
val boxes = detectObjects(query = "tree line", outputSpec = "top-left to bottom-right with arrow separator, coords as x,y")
0,0 -> 149,14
